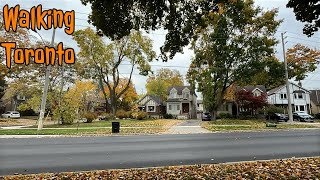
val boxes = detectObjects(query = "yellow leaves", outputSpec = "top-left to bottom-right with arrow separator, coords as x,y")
65,80 -> 97,108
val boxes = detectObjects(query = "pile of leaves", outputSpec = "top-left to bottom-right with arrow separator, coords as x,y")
2,157 -> 319,179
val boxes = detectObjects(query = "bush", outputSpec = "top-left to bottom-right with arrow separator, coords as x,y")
53,103 -> 76,125
99,113 -> 112,120
265,105 -> 285,115
134,111 -> 148,120
83,112 -> 98,123
163,114 -> 174,119
116,109 -> 130,119
315,113 -> 320,119
219,113 -> 233,119
126,111 -> 133,119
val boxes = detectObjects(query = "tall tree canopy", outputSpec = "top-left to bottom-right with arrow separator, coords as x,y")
103,78 -> 138,111
146,68 -> 184,100
73,28 -> 156,118
287,0 -> 320,36
187,0 -> 281,119
286,43 -> 320,84
80,0 -> 226,60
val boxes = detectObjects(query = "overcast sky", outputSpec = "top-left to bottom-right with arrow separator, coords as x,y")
1,0 -> 320,95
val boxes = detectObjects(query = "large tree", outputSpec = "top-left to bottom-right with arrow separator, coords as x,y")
146,68 -> 184,100
73,28 -> 156,118
103,78 -> 138,111
187,0 -> 281,119
286,43 -> 320,85
287,0 -> 320,36
79,0 -> 227,60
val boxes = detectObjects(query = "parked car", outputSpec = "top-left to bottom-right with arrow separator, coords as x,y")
266,113 -> 288,122
293,112 -> 314,122
1,111 -> 21,119
202,112 -> 212,121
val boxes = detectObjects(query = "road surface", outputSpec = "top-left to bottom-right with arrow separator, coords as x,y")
0,129 -> 319,176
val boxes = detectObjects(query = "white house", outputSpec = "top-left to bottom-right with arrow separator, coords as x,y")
267,82 -> 311,113
166,86 -> 197,119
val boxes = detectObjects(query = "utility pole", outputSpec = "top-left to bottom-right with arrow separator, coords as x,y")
38,28 -> 56,130
281,32 -> 293,123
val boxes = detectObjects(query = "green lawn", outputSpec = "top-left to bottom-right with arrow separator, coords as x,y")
1,119 -> 181,135
32,119 -> 180,128
0,127 -> 171,135
202,119 -> 318,131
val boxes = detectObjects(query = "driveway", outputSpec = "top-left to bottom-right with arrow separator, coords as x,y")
0,129 -> 319,176
167,119 -> 212,134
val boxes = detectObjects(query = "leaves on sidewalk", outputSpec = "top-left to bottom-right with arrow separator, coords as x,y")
2,157 -> 319,179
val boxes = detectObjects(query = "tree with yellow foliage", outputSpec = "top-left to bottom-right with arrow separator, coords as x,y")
54,80 -> 97,124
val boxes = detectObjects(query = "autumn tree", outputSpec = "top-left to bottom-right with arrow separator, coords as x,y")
146,68 -> 184,100
79,0 -> 226,60
287,0 -> 320,36
187,0 -> 281,119
73,28 -> 156,118
103,78 -> 138,111
235,90 -> 268,115
286,43 -> 320,85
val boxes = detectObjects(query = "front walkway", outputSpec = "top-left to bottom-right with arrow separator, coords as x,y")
166,119 -> 211,134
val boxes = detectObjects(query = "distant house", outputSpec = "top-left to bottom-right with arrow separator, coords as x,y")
198,85 -> 267,117
197,100 -> 204,113
267,82 -> 311,113
137,95 -> 166,118
310,90 -> 320,114
235,85 -> 267,116
166,86 -> 197,119
3,94 -> 26,112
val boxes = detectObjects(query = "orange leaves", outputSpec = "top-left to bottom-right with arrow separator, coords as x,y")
103,78 -> 138,104
287,44 -> 320,64
3,157 -> 320,179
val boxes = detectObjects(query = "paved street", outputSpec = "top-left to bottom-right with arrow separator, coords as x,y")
0,129 -> 319,176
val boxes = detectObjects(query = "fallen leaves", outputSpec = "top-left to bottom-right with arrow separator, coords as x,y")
1,157 -> 319,180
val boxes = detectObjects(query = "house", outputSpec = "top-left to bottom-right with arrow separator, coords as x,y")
137,95 -> 166,118
197,100 -> 204,113
166,86 -> 197,119
267,82 -> 311,113
310,90 -> 320,114
3,94 -> 26,112
199,85 -> 267,118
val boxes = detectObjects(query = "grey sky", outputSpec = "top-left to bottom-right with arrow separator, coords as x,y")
1,0 -> 320,94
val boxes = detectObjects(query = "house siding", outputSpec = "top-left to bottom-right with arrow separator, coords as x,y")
268,83 -> 311,113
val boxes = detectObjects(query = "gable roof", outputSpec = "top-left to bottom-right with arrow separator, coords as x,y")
236,85 -> 267,93
168,86 -> 196,95
268,82 -> 310,95
137,95 -> 163,106
310,90 -> 320,105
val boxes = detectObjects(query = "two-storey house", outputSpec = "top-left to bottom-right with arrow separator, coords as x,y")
267,82 -> 311,113
166,86 -> 197,119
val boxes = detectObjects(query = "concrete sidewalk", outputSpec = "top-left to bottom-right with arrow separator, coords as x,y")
166,120 -> 211,134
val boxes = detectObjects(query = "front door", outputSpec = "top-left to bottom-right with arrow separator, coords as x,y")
182,103 -> 189,113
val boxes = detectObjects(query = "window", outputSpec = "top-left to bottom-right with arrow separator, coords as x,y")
299,105 -> 305,111
280,93 -> 287,99
295,106 -> 299,111
298,93 -> 303,99
147,106 -> 155,112
183,92 -> 190,99
177,105 -> 180,111
169,105 -> 172,110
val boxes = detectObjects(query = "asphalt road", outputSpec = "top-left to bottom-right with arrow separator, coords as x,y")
0,129 -> 319,176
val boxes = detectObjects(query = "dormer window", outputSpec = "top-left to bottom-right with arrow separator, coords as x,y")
182,88 -> 190,99
170,89 -> 177,98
